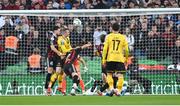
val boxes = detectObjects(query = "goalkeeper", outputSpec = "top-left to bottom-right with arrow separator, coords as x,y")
73,55 -> 88,94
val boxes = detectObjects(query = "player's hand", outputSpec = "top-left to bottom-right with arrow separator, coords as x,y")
83,66 -> 88,72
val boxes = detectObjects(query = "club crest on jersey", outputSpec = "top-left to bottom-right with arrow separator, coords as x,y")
50,61 -> 53,65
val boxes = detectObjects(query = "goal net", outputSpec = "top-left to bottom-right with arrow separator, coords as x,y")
0,8 -> 179,95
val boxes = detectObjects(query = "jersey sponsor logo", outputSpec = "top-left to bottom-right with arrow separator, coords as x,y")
61,40 -> 65,45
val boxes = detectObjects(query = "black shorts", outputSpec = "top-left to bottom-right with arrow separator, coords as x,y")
47,56 -> 63,70
106,62 -> 126,74
63,63 -> 77,78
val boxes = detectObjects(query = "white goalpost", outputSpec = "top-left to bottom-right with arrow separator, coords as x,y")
0,8 -> 179,96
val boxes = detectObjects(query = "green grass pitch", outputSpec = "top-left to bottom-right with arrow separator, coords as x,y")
0,95 -> 180,105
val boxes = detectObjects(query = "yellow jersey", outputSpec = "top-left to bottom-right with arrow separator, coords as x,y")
57,36 -> 72,54
102,32 -> 129,64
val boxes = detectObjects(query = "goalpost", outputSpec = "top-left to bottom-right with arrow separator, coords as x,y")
0,8 -> 179,95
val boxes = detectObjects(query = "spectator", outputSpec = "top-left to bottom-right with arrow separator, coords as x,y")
93,26 -> 107,56
144,30 -> 161,59
172,36 -> 180,65
4,28 -> 20,66
64,0 -> 72,9
93,0 -> 108,9
161,25 -> 177,57
125,27 -> 135,53
46,2 -> 53,9
0,3 -> 3,10
27,47 -> 44,73
15,16 -> 29,35
0,29 -> 4,54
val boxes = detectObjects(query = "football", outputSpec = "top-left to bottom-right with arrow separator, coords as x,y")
73,18 -> 82,26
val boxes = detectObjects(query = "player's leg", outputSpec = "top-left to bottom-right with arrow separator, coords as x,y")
45,58 -> 54,95
97,64 -> 112,96
61,73 -> 67,94
97,69 -> 109,96
116,62 -> 126,96
76,64 -> 85,93
70,64 -> 80,95
48,59 -> 61,88
116,73 -> 124,95
56,68 -> 66,95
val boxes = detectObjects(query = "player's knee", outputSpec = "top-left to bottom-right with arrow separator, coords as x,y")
73,75 -> 80,84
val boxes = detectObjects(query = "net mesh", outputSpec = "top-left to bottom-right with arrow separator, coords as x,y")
0,9 -> 179,95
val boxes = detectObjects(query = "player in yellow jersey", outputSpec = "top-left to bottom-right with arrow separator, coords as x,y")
101,22 -> 129,96
48,27 -> 72,95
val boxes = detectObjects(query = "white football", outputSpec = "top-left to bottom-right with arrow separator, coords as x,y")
73,18 -> 82,26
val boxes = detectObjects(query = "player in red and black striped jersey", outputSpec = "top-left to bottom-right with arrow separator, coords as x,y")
63,42 -> 92,95
45,26 -> 64,95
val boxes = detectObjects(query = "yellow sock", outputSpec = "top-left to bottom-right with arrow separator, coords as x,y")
117,74 -> 124,92
49,73 -> 58,88
58,74 -> 63,87
106,73 -> 114,90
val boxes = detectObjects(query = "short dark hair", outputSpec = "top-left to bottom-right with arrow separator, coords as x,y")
53,26 -> 60,31
63,28 -> 69,31
112,22 -> 120,31
100,34 -> 106,43
33,48 -> 40,54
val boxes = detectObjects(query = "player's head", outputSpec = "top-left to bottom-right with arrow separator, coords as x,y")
63,28 -> 70,37
111,22 -> 120,32
175,36 -> 180,47
53,26 -> 61,35
100,34 -> 106,43
33,47 -> 40,54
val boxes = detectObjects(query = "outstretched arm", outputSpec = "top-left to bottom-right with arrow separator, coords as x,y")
81,42 -> 92,49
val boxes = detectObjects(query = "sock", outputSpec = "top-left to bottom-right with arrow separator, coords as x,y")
48,73 -> 58,88
58,74 -> 63,88
106,73 -> 113,90
79,79 -> 85,92
100,83 -> 109,92
45,73 -> 52,89
91,80 -> 98,92
117,75 -> 124,92
113,77 -> 118,89
62,80 -> 66,93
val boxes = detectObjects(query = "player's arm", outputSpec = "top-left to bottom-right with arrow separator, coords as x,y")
81,42 -> 92,49
102,36 -> 109,65
50,44 -> 63,57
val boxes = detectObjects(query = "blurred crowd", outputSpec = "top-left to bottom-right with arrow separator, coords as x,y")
0,0 -> 179,71
0,0 -> 179,10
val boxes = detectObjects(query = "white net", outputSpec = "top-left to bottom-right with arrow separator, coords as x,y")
0,9 -> 179,95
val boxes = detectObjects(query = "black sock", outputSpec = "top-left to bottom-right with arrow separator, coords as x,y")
113,77 -> 118,89
100,83 -> 109,92
45,73 -> 52,89
73,75 -> 79,85
51,79 -> 57,88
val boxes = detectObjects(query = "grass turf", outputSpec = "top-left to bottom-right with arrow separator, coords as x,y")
0,95 -> 180,105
